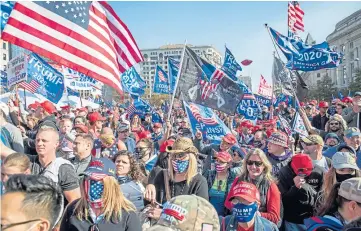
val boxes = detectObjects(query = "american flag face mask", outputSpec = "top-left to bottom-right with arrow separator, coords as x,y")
84,178 -> 104,209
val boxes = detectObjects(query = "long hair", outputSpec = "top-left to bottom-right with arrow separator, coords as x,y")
319,167 -> 360,206
239,148 -> 275,183
131,115 -> 141,128
113,151 -> 145,182
74,176 -> 136,222
316,183 -> 343,216
168,153 -> 197,185
325,114 -> 347,137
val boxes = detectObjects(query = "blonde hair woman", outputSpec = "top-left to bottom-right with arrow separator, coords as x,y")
1,153 -> 31,183
60,158 -> 141,231
144,137 -> 208,220
225,148 -> 282,226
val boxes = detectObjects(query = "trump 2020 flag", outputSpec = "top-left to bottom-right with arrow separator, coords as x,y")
168,57 -> 180,94
121,67 -> 146,96
292,112 -> 309,137
175,46 -> 244,115
25,53 -> 64,103
2,1 -> 144,95
153,65 -> 170,94
221,47 -> 242,81
254,94 -> 271,107
184,101 -> 232,144
269,26 -> 343,72
0,1 -> 13,33
236,80 -> 260,123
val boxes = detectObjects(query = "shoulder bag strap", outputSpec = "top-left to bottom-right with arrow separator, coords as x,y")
163,169 -> 171,201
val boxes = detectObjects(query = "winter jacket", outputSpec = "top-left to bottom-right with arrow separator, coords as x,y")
304,215 -> 343,231
343,110 -> 360,128
266,150 -> 293,179
277,162 -> 324,224
312,114 -> 329,131
118,177 -> 144,211
219,213 -> 279,231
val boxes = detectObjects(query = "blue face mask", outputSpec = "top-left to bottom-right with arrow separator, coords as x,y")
89,180 -> 104,201
172,159 -> 189,173
232,202 -> 258,223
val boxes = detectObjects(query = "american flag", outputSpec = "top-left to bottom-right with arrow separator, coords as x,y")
2,1 -> 143,95
288,1 -> 304,36
158,68 -> 167,82
199,69 -> 225,100
189,103 -> 217,125
126,103 -> 137,118
18,80 -> 41,94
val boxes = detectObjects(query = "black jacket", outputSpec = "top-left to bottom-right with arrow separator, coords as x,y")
311,114 -> 329,131
277,162 -> 325,224
60,199 -> 141,231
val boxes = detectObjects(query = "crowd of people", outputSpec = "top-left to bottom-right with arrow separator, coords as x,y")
1,91 -> 361,231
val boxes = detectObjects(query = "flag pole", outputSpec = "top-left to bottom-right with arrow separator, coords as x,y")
168,40 -> 187,120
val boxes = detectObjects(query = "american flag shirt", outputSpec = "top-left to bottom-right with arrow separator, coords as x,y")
91,139 -> 118,158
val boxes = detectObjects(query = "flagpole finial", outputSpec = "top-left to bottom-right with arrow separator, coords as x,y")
264,23 -> 268,28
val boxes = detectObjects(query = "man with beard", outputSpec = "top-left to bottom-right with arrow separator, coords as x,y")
312,101 -> 329,131
315,114 -> 347,142
301,134 -> 331,171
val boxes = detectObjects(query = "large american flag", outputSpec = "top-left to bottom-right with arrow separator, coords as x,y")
18,80 -> 41,94
189,103 -> 217,125
199,69 -> 225,100
2,1 -> 143,95
288,1 -> 304,36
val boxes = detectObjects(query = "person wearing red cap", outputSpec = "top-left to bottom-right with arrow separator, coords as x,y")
88,112 -> 106,139
236,120 -> 254,146
194,131 -> 239,176
77,107 -> 88,118
60,105 -> 70,116
312,101 -> 330,131
277,153 -> 325,230
220,181 -> 278,231
204,151 -> 241,216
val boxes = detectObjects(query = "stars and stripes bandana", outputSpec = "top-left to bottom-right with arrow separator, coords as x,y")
84,178 -> 104,209
172,159 -> 189,174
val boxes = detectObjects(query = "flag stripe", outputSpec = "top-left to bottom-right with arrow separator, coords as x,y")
19,80 -> 40,93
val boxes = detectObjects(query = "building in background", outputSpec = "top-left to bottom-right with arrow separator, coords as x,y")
1,39 -> 10,71
306,9 -> 361,89
238,75 -> 252,90
140,44 -> 222,98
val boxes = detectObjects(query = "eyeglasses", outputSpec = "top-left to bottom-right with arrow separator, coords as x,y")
173,153 -> 188,159
1,219 -> 41,230
330,122 -> 339,126
118,130 -> 129,133
246,160 -> 263,167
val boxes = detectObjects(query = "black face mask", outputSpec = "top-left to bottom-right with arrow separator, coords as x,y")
336,172 -> 355,183
253,140 -> 263,148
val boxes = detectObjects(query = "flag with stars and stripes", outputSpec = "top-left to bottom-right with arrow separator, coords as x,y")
2,1 -> 143,95
174,46 -> 244,115
288,1 -> 304,38
18,80 -> 41,94
91,139 -> 118,158
153,65 -> 170,95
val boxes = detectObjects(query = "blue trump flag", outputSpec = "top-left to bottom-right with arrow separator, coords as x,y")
153,65 -> 170,94
236,80 -> 260,123
254,94 -> 271,107
269,27 -> 343,72
66,87 -> 80,97
1,70 -> 8,92
168,57 -> 179,94
121,67 -> 146,96
221,47 -> 242,81
27,53 -> 64,103
184,101 -> 232,145
0,1 -> 13,33
338,91 -> 344,100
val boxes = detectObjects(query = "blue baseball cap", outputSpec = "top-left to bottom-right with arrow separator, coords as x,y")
82,158 -> 116,179
325,133 -> 340,142
344,127 -> 361,139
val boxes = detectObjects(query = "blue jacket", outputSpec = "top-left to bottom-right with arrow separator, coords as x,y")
118,178 -> 144,211
219,214 -> 278,231
304,215 -> 343,231
323,142 -> 361,168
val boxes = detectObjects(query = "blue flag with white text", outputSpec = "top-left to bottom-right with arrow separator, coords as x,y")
153,65 -> 170,94
26,53 -> 64,103
236,80 -> 260,123
168,57 -> 180,94
121,67 -> 146,96
254,94 -> 271,107
222,47 -> 242,81
66,87 -> 80,97
184,101 -> 232,144
269,27 -> 343,71
0,1 -> 13,33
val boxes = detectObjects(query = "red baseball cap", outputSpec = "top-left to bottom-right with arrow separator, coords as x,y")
342,97 -> 352,103
153,123 -> 162,128
60,105 -> 70,110
318,101 -> 329,108
138,130 -> 152,140
78,107 -> 88,113
216,151 -> 232,163
290,153 -> 313,177
40,101 -> 57,114
223,134 -> 237,145
240,120 -> 253,128
74,124 -> 89,133
229,181 -> 260,203
159,139 -> 175,153
28,101 -> 41,110
88,112 -> 106,123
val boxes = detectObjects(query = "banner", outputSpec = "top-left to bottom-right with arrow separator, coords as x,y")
272,56 -> 294,94
175,46 -> 244,115
62,66 -> 103,91
221,47 -> 242,81
292,112 -> 309,137
236,80 -> 260,122
258,75 -> 272,98
0,1 -> 13,33
184,101 -> 232,144
26,53 -> 64,103
153,65 -> 170,94
121,67 -> 146,96
168,57 -> 180,94
254,94 -> 271,107
278,114 -> 292,136
66,87 -> 80,97
7,55 -> 28,88
269,27 -> 343,71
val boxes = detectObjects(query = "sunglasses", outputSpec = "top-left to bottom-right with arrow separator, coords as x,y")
330,122 -> 339,126
173,153 -> 188,159
246,160 -> 263,167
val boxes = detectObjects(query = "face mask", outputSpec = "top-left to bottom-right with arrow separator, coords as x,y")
215,163 -> 227,172
232,202 -> 258,223
85,179 -> 104,209
336,173 -> 355,183
253,141 -> 262,148
172,159 -> 189,173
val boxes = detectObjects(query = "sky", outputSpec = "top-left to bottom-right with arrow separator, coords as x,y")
109,1 -> 361,92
